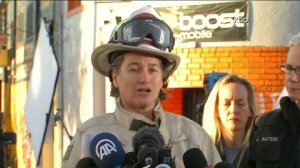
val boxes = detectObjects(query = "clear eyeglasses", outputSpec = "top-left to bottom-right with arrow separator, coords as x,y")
279,64 -> 300,75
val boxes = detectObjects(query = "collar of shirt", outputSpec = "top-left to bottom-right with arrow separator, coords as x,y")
114,97 -> 171,147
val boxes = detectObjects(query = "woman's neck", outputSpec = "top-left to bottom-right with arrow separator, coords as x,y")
221,128 -> 245,148
120,100 -> 155,120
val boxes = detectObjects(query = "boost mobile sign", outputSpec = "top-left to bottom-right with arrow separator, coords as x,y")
155,2 -> 249,43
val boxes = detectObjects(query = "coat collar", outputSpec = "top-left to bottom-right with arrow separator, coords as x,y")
114,98 -> 171,146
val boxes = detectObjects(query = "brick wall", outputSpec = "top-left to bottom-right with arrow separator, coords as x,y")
163,46 -> 287,114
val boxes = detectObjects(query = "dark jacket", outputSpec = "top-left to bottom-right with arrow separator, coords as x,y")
237,96 -> 299,168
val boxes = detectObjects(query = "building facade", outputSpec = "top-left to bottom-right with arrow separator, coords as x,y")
0,1 -> 299,168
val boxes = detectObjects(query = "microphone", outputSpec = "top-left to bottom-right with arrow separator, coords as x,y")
159,148 -> 175,168
75,157 -> 97,168
214,162 -> 233,168
183,148 -> 212,168
123,152 -> 136,168
89,132 -> 125,168
132,126 -> 165,167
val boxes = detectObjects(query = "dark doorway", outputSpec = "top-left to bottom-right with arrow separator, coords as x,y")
183,88 -> 205,125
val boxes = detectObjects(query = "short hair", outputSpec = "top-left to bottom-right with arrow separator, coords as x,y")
202,74 -> 257,144
289,32 -> 300,47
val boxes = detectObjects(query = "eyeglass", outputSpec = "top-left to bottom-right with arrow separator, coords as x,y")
279,64 -> 300,75
109,17 -> 175,52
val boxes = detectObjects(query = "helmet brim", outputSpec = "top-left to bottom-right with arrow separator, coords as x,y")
91,43 -> 180,78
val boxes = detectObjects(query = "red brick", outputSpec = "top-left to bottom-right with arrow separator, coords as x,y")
245,47 -> 254,52
219,57 -> 233,62
249,68 -> 265,74
245,63 -> 261,68
201,53 -> 215,57
265,80 -> 282,86
189,48 -> 196,53
178,53 -> 189,58
178,63 -> 187,69
246,74 -> 261,80
278,53 -> 287,57
176,75 -> 187,81
202,48 -> 210,53
254,46 -> 264,52
195,48 -> 202,53
214,69 -> 232,73
230,63 -> 244,68
179,81 -> 192,87
188,63 -> 200,69
192,57 -> 204,63
261,74 -> 277,80
278,46 -> 288,52
230,52 -> 245,57
191,69 -> 204,75
278,75 -> 285,80
272,86 -> 285,91
181,58 -> 192,64
188,75 -> 201,81
201,63 -> 215,69
209,47 -> 216,52
192,81 -> 204,87
205,57 -> 218,63
233,57 -> 248,62
265,57 -> 282,63
263,63 -> 278,68
215,52 -> 230,57
216,63 -> 229,68
265,69 -> 281,74
189,53 -> 201,58
248,57 -> 264,63
234,69 -> 248,74
178,69 -> 190,76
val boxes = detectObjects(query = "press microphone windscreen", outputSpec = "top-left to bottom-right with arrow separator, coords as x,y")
183,148 -> 211,168
132,126 -> 165,167
132,126 -> 165,150
124,152 -> 136,165
75,157 -> 96,168
214,162 -> 233,168
89,132 -> 125,168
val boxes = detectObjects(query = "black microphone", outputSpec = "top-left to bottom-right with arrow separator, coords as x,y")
123,152 -> 136,168
183,148 -> 212,168
132,126 -> 165,167
89,132 -> 125,168
159,148 -> 175,168
214,162 -> 233,168
75,157 -> 97,168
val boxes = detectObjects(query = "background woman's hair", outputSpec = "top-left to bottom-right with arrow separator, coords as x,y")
202,74 -> 258,144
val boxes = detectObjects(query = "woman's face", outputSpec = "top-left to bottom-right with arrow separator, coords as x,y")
285,44 -> 300,101
112,52 -> 163,111
218,83 -> 252,133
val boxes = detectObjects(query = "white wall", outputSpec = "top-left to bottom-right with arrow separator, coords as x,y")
61,1 -> 98,157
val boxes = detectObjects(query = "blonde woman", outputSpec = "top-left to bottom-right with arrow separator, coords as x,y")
202,74 -> 257,167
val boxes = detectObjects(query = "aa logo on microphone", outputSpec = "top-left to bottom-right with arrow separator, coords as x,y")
95,139 -> 118,160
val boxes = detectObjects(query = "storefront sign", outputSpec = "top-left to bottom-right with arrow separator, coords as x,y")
155,2 -> 249,43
